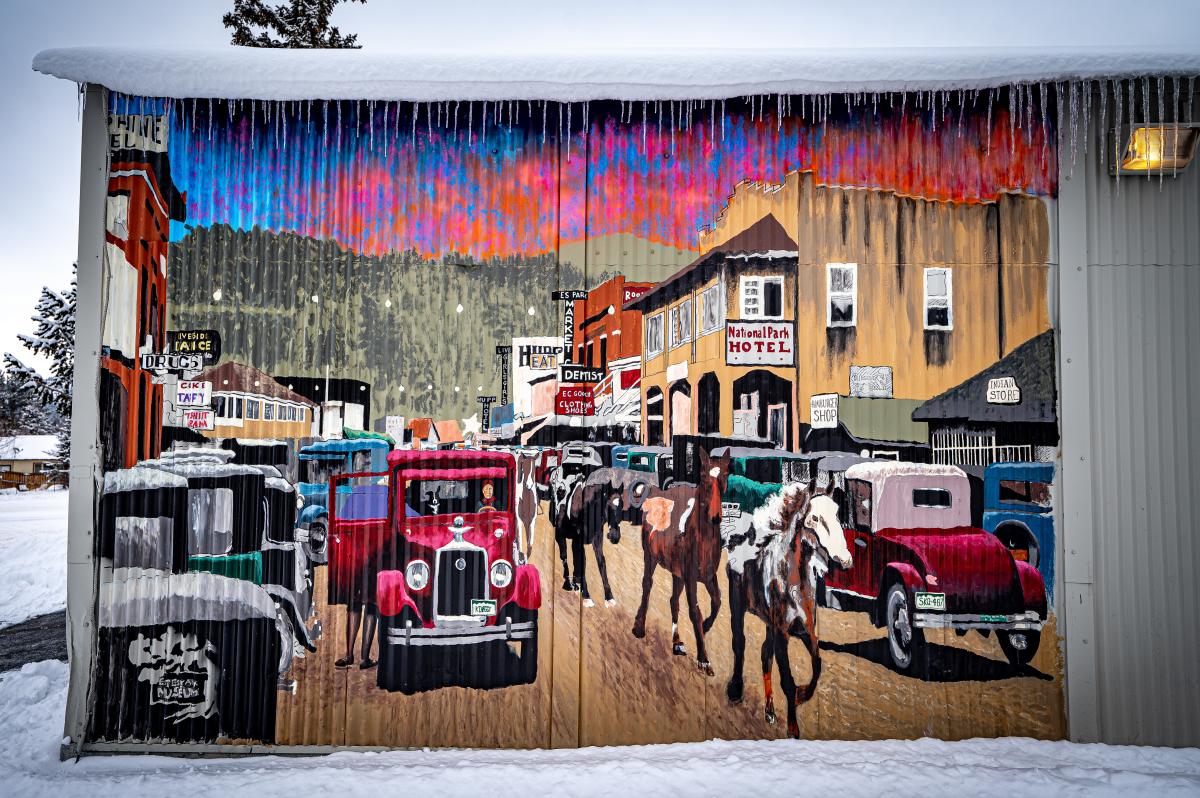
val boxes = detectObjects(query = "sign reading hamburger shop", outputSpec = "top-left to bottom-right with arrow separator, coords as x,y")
725,321 -> 794,366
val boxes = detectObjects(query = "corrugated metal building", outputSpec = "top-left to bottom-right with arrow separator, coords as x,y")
35,47 -> 1200,755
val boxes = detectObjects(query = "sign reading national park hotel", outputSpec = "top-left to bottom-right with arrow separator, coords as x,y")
725,320 -> 794,366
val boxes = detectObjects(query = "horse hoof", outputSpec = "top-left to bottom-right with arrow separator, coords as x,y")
672,643 -> 687,656
726,680 -> 744,704
583,598 -> 595,608
788,721 -> 800,739
697,660 -> 714,676
561,579 -> 573,591
604,598 -> 617,607
632,624 -> 646,639
765,708 -> 776,725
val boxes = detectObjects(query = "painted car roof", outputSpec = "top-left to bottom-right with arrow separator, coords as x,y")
844,461 -> 966,483
300,438 -> 391,455
985,461 -> 1054,478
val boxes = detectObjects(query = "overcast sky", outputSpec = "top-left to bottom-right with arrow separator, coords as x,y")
1,0 -> 1198,373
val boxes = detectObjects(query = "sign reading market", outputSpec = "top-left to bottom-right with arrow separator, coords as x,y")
725,320 -> 795,366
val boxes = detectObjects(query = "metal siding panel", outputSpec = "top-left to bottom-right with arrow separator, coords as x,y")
1082,95 -> 1200,746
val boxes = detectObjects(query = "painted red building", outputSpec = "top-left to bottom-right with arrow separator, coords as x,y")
569,276 -> 651,421
99,112 -> 186,470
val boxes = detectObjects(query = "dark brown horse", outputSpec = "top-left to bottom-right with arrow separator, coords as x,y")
723,479 -> 852,737
630,448 -> 731,675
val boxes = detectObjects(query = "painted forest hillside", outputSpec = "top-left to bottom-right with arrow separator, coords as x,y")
167,223 -> 605,421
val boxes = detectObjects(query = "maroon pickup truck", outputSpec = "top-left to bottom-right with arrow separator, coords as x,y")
823,462 -> 1047,674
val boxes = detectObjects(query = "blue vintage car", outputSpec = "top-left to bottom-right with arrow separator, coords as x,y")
296,438 -> 391,564
983,461 -> 1055,598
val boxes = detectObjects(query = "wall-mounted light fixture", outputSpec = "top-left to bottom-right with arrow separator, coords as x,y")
1115,124 -> 1199,176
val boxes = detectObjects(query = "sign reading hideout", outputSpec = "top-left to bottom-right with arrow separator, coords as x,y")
725,321 -> 794,366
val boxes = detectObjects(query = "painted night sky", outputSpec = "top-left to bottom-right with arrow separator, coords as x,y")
152,96 -> 1057,260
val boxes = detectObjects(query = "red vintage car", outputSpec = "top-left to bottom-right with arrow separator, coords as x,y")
823,462 -> 1047,674
329,449 -> 542,694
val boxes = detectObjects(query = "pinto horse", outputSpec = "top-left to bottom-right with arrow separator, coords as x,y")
513,451 -> 540,561
630,449 -> 730,675
548,469 -> 624,606
723,479 -> 852,738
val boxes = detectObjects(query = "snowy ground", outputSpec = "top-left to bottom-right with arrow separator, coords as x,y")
0,488 -> 69,629
4,660 -> 1200,798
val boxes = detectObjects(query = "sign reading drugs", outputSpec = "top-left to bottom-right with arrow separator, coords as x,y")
986,376 -> 1022,404
725,321 -> 794,366
555,387 -> 594,417
810,393 -> 839,429
182,409 -> 215,432
141,351 -> 205,376
175,381 -> 211,408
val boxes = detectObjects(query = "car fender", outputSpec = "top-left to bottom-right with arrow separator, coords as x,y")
263,584 -> 317,652
377,570 -> 423,622
1013,560 -> 1048,617
298,503 -> 327,526
876,562 -> 925,626
507,563 -> 542,611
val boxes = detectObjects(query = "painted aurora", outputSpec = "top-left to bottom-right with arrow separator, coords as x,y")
91,87 -> 1064,750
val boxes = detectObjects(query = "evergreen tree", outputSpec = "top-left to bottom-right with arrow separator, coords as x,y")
223,0 -> 367,49
4,266 -> 76,466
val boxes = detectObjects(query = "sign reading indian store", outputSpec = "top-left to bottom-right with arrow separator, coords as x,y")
725,320 -> 794,366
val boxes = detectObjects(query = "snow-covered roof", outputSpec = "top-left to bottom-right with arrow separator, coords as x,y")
32,46 -> 1200,102
0,435 -> 58,462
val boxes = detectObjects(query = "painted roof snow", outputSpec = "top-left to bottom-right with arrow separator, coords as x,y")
32,46 -> 1200,102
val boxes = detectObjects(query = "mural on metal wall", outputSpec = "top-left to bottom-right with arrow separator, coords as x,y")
90,89 -> 1063,748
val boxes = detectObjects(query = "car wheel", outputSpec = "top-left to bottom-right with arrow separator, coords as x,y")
885,580 -> 924,675
309,519 -> 328,559
660,477 -> 673,491
995,523 -> 1039,569
998,629 -> 1041,670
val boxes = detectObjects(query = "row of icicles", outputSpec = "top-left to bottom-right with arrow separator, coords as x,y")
89,75 -> 1198,179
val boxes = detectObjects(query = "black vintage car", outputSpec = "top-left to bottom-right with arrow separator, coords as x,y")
92,465 -> 290,743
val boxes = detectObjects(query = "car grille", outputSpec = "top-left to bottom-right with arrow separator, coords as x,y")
435,548 -> 488,617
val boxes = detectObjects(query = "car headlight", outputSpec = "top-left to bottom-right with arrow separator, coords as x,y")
405,560 -> 430,591
490,559 -> 513,589
296,495 -> 304,510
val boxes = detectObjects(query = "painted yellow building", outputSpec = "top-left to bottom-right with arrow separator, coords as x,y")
633,170 -> 1053,451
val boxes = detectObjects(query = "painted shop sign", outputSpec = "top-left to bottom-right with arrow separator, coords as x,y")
182,408 -> 215,431
519,344 -> 559,370
986,376 -> 1022,404
560,364 -> 605,384
167,329 -> 221,364
810,393 -> 840,429
555,386 -> 595,416
725,320 -> 794,366
850,365 -> 894,398
623,285 -> 651,305
140,351 -> 205,381
554,290 -> 588,362
175,380 -> 211,408
107,113 -> 168,153
477,395 -> 497,430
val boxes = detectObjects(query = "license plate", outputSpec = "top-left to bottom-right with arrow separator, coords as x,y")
470,599 -> 497,617
914,591 -> 946,611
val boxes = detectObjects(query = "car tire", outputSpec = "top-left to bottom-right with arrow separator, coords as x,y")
998,629 -> 1041,670
309,519 -> 328,563
884,580 -> 925,675
515,616 -> 539,685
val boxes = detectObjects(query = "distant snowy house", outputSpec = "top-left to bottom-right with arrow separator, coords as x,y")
0,435 -> 60,482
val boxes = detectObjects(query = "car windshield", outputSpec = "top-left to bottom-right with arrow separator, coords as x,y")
403,477 -> 509,517
302,457 -> 341,484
